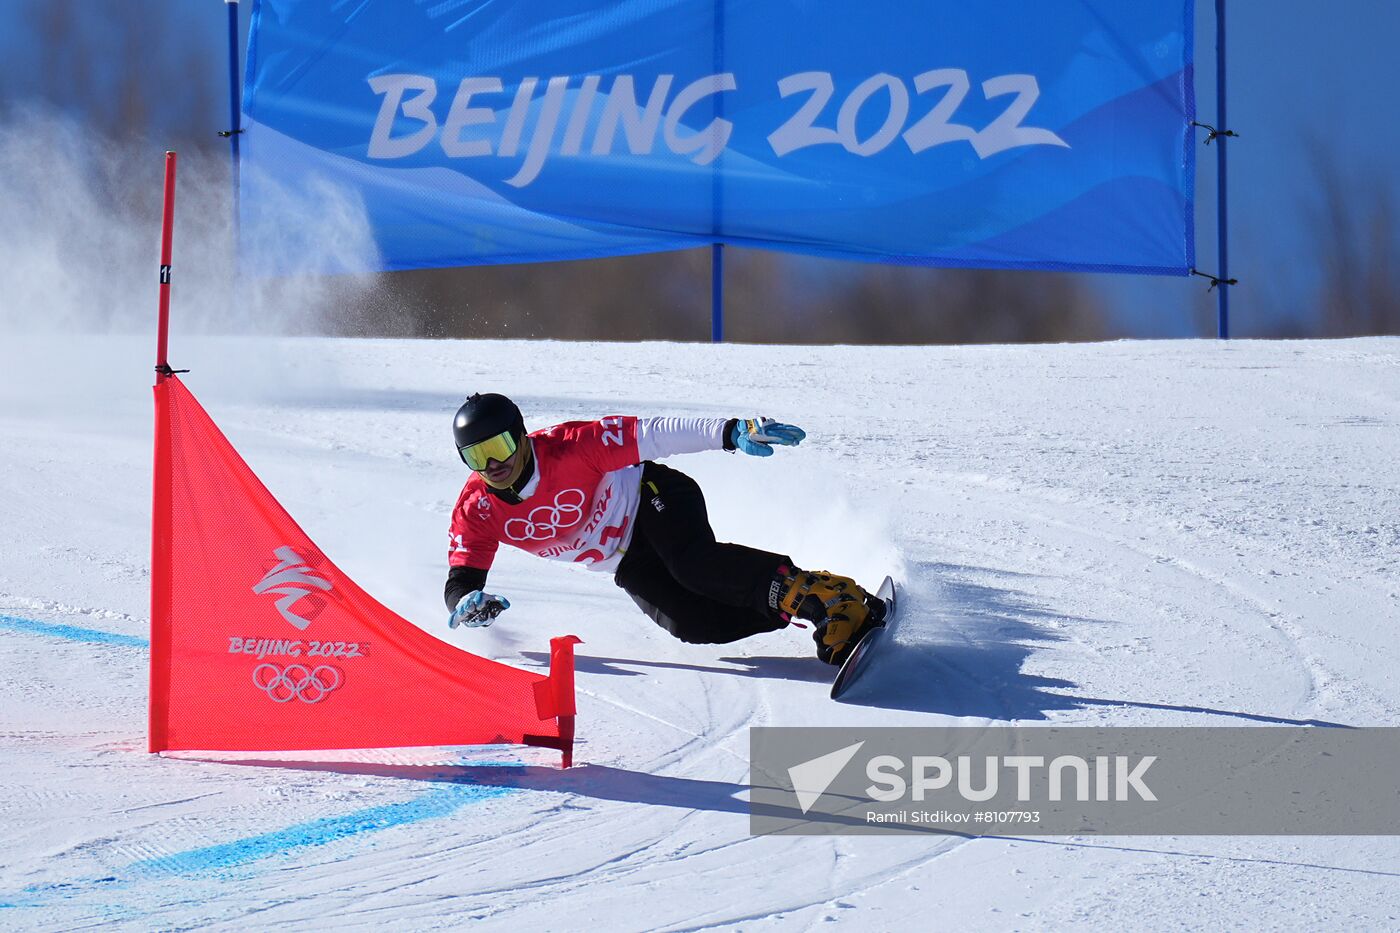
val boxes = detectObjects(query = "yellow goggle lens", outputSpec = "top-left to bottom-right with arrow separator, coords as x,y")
459,430 -> 518,471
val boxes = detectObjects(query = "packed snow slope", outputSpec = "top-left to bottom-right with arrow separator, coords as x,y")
1,335 -> 1398,931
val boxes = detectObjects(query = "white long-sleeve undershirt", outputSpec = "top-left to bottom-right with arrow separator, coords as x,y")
635,417 -> 730,461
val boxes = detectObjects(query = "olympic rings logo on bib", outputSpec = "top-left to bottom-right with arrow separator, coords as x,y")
505,488 -> 586,541
252,662 -> 343,703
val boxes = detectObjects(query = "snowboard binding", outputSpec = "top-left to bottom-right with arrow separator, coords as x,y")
770,567 -> 882,666
816,589 -> 888,667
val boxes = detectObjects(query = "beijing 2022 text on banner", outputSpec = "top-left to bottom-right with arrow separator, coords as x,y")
241,0 -> 1195,274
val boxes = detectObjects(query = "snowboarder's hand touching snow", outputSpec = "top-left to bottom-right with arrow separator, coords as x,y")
729,418 -> 805,457
449,590 -> 510,629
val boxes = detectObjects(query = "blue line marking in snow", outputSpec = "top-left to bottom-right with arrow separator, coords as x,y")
0,613 -> 148,648
1,773 -> 519,909
129,781 -> 513,877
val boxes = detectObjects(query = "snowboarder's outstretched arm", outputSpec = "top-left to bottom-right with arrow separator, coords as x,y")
633,416 -> 805,461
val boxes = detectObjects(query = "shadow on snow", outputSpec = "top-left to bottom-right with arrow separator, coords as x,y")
835,561 -> 1352,727
540,559 -> 1351,728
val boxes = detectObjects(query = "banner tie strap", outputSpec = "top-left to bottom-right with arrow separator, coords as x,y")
1190,269 -> 1238,291
1191,121 -> 1238,145
218,128 -> 245,138
155,364 -> 190,376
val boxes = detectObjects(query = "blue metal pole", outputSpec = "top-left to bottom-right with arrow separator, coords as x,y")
1215,0 -> 1230,339
710,0 -> 725,343
711,244 -> 724,342
225,0 -> 242,244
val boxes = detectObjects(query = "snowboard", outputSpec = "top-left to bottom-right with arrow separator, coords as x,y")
830,575 -> 896,700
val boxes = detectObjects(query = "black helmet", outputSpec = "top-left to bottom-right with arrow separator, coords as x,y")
453,393 -> 524,450
452,393 -> 535,501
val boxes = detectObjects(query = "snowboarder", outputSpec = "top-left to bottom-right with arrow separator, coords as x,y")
444,393 -> 884,665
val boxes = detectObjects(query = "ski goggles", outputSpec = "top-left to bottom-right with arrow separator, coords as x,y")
458,430 -> 518,471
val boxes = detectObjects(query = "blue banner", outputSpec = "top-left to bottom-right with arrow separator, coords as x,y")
242,0 -> 1195,275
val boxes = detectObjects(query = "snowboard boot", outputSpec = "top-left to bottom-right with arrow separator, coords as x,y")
768,566 -> 885,666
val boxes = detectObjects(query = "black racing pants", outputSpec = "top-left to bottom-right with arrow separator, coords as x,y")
614,461 -> 791,644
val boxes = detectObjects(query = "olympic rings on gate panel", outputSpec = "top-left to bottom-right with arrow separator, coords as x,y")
252,662 -> 343,703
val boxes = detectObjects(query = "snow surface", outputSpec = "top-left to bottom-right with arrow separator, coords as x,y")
2,334 -> 1399,930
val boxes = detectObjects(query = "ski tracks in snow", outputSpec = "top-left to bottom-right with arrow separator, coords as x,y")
3,336 -> 1400,928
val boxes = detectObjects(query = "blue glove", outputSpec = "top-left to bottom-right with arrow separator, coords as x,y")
730,417 -> 806,457
449,590 -> 510,629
